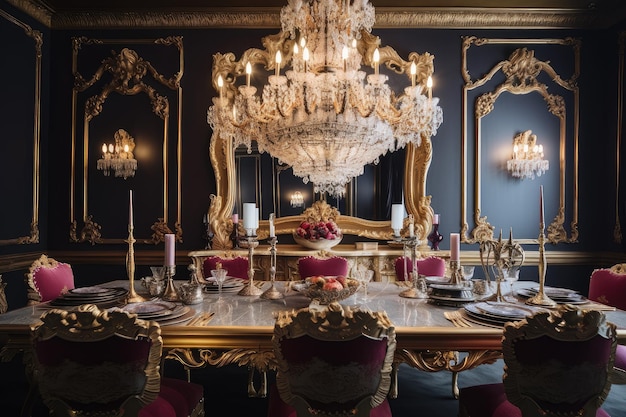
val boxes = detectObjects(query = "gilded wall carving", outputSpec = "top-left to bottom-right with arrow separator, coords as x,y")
69,37 -> 184,245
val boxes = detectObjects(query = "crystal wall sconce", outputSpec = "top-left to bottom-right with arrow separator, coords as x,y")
506,129 -> 548,180
290,191 -> 304,208
97,128 -> 137,179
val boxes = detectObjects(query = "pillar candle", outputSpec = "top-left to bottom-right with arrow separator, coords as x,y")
165,233 -> 175,267
128,190 -> 133,228
232,213 -> 238,224
269,213 -> 275,238
243,203 -> 256,230
254,208 -> 259,230
433,214 -> 439,225
450,233 -> 460,261
391,204 -> 404,231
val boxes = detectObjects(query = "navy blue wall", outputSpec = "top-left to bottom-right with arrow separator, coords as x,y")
1,2 -> 625,309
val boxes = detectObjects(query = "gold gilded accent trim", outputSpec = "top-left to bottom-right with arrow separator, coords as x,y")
0,9 -> 41,246
461,37 -> 580,245
6,1 -> 620,30
69,37 -> 184,245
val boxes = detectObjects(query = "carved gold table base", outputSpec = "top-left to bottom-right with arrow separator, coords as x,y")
163,347 -> 502,400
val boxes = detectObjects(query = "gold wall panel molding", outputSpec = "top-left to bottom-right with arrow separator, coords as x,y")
461,36 -> 580,245
614,31 -> 625,244
69,36 -> 184,245
7,1 -> 620,30
0,8 -> 41,246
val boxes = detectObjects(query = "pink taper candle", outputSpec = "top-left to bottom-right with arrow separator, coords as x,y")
450,233 -> 460,261
128,190 -> 133,228
165,233 -> 175,266
539,185 -> 544,227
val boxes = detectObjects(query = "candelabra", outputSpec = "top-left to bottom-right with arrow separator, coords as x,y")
161,266 -> 179,302
239,235 -> 264,296
261,237 -> 283,300
448,260 -> 463,286
399,237 -> 428,299
125,224 -> 146,303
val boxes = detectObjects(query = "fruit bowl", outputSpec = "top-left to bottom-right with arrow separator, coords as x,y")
301,276 -> 359,304
293,234 -> 343,250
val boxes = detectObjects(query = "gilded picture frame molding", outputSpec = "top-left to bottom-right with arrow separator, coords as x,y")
461,36 -> 580,245
69,36 -> 184,245
0,8 -> 41,246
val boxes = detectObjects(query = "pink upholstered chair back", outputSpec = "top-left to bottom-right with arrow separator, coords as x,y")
203,256 -> 249,280
502,306 -> 616,417
32,304 -> 162,417
394,256 -> 446,281
297,255 -> 349,279
271,303 -> 396,417
25,254 -> 75,305
588,264 -> 626,311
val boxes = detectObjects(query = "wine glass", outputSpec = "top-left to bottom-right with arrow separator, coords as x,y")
461,266 -> 475,288
210,268 -> 228,299
502,267 -> 520,301
355,268 -> 374,302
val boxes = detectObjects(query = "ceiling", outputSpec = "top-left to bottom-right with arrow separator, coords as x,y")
8,0 -> 626,29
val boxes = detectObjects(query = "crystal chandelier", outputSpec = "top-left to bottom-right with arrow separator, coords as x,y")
96,128 -> 137,179
207,0 -> 443,197
506,129 -> 549,180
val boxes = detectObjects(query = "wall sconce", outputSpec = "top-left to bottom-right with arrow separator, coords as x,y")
97,128 -> 137,179
506,129 -> 549,180
290,191 -> 304,208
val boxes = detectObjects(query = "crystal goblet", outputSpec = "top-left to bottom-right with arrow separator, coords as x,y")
210,269 -> 228,298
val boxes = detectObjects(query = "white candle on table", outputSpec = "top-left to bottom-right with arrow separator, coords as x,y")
539,185 -> 544,227
254,208 -> 259,230
269,213 -> 275,238
391,204 -> 404,232
165,233 -> 175,267
128,190 -> 133,228
450,233 -> 460,261
243,203 -> 256,230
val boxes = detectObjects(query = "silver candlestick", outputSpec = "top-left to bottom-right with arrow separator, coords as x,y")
161,265 -> 179,302
261,236 -> 283,300
399,236 -> 428,299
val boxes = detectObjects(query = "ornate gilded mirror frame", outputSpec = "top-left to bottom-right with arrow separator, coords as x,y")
0,9 -> 41,245
614,32 -> 626,244
207,25 -> 436,250
69,37 -> 184,245
461,37 -> 580,244
208,138 -> 433,250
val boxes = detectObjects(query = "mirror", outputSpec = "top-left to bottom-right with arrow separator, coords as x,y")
207,133 -> 435,249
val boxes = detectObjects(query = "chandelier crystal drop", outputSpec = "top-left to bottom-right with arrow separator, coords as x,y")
207,0 -> 443,197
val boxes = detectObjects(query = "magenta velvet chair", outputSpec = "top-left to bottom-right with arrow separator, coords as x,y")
31,304 -> 205,417
588,264 -> 626,384
267,302 -> 396,417
203,255 -> 249,280
297,255 -> 349,279
25,254 -> 75,305
394,256 -> 446,280
458,305 -> 617,417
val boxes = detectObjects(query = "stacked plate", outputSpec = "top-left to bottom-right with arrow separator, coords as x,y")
464,301 -> 543,326
203,277 -> 245,294
516,286 -> 587,304
429,283 -> 475,306
49,286 -> 128,308
425,276 -> 450,285
121,300 -> 194,325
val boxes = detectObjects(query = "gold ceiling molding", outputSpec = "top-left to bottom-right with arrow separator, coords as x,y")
7,0 -> 613,29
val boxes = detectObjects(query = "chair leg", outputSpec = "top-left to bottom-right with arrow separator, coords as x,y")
451,371 -> 459,399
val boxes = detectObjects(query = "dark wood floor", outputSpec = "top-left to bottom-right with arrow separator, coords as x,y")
2,355 -> 625,416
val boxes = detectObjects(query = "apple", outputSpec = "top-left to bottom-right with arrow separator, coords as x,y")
323,280 -> 343,291
336,276 -> 347,288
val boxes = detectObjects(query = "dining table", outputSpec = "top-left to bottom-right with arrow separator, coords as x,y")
1,278 -> 625,401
